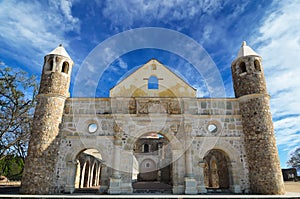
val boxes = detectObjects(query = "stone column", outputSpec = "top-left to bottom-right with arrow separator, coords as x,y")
184,124 -> 197,194
112,140 -> 122,178
65,161 -> 77,194
185,147 -> 193,177
172,149 -> 185,194
229,161 -> 241,193
74,160 -> 81,188
198,160 -> 207,193
99,164 -> 109,194
108,129 -> 122,194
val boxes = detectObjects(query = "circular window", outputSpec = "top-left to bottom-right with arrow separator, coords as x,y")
88,123 -> 98,133
145,162 -> 150,168
207,124 -> 218,133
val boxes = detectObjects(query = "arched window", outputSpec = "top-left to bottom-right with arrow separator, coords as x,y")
239,62 -> 246,73
47,59 -> 53,71
62,61 -> 69,74
254,60 -> 261,71
143,144 -> 149,153
148,76 -> 158,89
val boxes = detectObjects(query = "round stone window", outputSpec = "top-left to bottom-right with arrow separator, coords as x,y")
207,124 -> 218,133
88,123 -> 98,133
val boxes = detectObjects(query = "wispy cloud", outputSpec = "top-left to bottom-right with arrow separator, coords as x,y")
101,0 -> 224,30
0,0 -> 79,73
253,0 -> 300,162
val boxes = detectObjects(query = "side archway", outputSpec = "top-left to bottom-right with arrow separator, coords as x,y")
204,149 -> 229,189
199,140 -> 243,193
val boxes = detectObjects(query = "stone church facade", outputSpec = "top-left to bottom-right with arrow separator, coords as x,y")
20,42 -> 285,195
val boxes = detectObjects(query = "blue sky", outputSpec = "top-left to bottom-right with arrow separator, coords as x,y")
0,0 -> 300,168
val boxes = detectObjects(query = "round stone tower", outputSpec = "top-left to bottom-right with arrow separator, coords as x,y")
231,41 -> 284,194
21,45 -> 73,194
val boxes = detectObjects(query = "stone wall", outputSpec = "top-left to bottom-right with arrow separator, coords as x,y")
64,98 -> 239,116
21,95 -> 66,194
54,97 -> 249,194
239,94 -> 285,194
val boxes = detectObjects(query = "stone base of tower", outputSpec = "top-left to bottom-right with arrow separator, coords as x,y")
239,94 -> 285,195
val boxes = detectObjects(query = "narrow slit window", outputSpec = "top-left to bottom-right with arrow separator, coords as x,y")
62,62 -> 69,74
148,76 -> 158,89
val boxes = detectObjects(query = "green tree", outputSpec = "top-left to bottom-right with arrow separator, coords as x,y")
287,147 -> 300,171
0,64 -> 38,178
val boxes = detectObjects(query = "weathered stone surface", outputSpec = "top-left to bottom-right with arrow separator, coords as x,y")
21,43 -> 284,195
232,53 -> 285,194
20,48 -> 73,194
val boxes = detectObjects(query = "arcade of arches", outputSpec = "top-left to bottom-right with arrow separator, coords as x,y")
70,141 -> 234,193
74,149 -> 104,190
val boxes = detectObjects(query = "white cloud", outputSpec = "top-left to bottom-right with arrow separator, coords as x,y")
254,0 -> 300,154
101,0 -> 223,29
0,0 -> 79,72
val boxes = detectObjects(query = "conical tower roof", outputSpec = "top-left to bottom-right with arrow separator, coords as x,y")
237,41 -> 259,58
48,44 -> 71,59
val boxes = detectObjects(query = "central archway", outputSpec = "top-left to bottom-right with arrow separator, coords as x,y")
132,132 -> 173,193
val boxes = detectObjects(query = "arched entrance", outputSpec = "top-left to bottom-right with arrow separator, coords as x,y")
203,149 -> 231,191
73,149 -> 104,193
132,132 -> 173,193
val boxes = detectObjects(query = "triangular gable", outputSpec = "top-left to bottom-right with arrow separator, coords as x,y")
110,59 -> 196,97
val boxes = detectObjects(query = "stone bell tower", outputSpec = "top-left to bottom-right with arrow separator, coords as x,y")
231,41 -> 284,194
21,45 -> 73,194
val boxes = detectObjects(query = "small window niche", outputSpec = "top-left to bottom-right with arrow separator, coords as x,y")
254,60 -> 261,72
148,76 -> 158,89
239,62 -> 246,73
145,162 -> 150,168
151,64 -> 157,70
62,61 -> 69,74
143,144 -> 150,153
46,59 -> 54,71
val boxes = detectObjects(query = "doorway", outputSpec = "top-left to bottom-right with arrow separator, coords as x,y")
132,132 -> 173,193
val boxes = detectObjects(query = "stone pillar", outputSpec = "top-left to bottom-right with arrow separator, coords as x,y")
172,149 -> 185,194
185,147 -> 193,177
184,124 -> 197,194
108,130 -> 122,194
198,160 -> 207,193
99,164 -> 109,194
65,161 -> 77,194
74,160 -> 81,188
229,162 -> 241,193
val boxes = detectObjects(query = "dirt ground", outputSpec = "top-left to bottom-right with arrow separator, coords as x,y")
284,181 -> 300,193
0,181 -> 299,194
